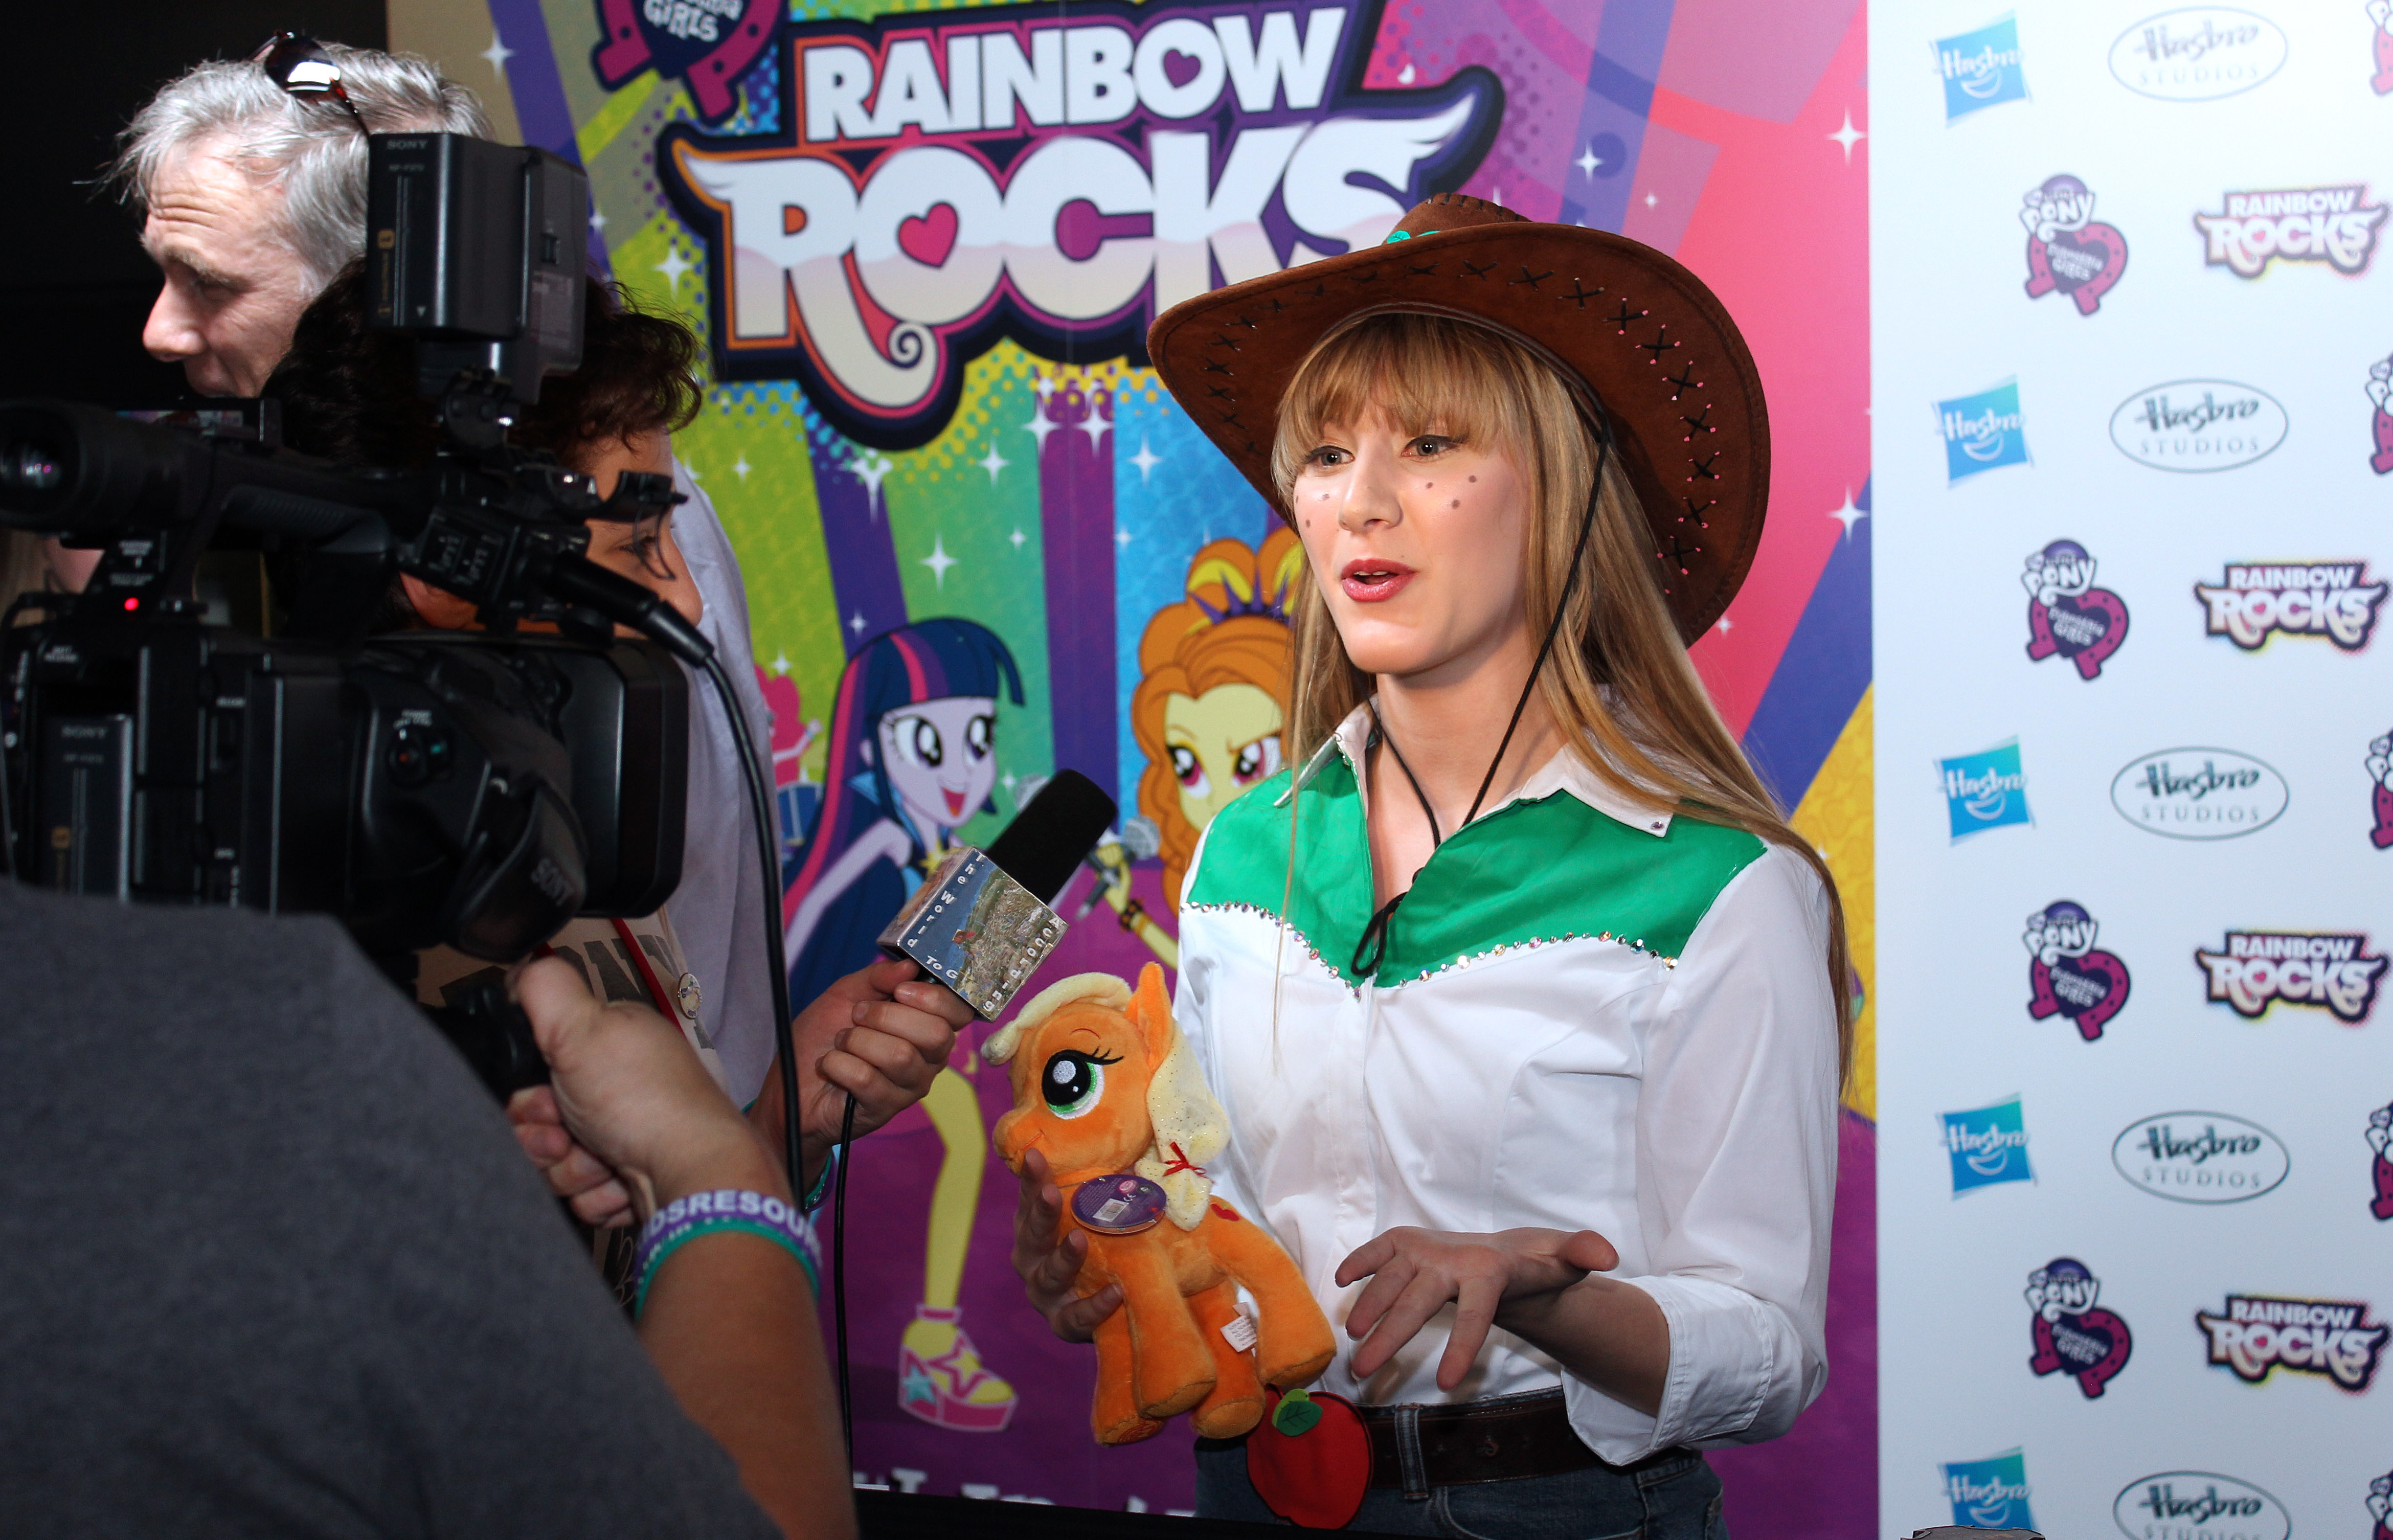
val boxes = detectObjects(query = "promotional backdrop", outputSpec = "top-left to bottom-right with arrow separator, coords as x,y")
1873,6 -> 2393,1539
388,0 -> 1876,1530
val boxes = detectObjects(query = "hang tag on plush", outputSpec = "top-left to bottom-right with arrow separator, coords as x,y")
1222,1311 -> 1258,1352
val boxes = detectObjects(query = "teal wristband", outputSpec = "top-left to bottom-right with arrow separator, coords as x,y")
634,1217 -> 821,1315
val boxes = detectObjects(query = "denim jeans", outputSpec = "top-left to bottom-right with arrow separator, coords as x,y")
1194,1436 -> 1727,1539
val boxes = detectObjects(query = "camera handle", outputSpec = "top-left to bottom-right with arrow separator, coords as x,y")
426,975 -> 551,1099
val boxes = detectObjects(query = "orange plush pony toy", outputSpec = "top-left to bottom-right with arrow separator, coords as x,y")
987,965 -> 1334,1445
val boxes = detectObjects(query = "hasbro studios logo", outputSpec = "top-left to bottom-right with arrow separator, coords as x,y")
1936,16 -> 2028,120
1936,380 -> 2030,482
2109,379 -> 2287,472
2110,746 -> 2287,841
2108,9 -> 2288,101
2113,1470 -> 2290,1540
1943,1097 -> 2033,1193
1939,739 -> 2031,840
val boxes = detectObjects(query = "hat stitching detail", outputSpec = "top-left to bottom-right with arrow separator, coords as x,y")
1406,261 -> 1439,276
1461,259 -> 1497,279
1609,299 -> 1647,331
1560,280 -> 1600,306
1681,405 -> 1714,438
1508,266 -> 1552,289
1663,364 -> 1701,400
1637,326 -> 1678,360
1201,359 -> 1229,375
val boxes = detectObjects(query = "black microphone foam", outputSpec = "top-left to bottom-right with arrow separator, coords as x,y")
984,769 -> 1118,903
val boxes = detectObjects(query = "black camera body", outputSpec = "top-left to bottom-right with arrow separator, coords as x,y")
2,138 -> 692,1002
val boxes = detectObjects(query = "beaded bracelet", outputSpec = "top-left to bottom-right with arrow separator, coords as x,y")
633,1189 -> 821,1315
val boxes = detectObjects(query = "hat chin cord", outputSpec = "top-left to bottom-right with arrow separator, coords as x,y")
1350,416 -> 1615,980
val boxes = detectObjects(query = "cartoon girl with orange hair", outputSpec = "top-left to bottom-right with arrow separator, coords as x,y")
1103,529 -> 1303,962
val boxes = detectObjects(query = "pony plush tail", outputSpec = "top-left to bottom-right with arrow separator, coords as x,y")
1124,964 -> 1229,1229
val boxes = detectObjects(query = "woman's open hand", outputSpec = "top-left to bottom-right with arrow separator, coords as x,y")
1335,1227 -> 1620,1390
1009,1147 -> 1123,1343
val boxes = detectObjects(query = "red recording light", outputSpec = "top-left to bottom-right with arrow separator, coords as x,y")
123,597 -> 140,612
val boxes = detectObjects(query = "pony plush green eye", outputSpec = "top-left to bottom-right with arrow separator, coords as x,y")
1042,1049 -> 1117,1118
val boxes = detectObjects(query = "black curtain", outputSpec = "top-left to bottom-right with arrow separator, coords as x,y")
0,1 -> 388,406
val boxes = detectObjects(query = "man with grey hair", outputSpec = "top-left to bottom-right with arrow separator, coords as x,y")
115,40 -> 488,397
105,39 -> 808,1115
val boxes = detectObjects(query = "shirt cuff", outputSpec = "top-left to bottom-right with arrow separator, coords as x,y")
1561,1276 -> 1809,1464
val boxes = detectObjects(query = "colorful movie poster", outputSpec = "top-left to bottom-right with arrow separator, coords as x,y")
391,0 -> 1872,1524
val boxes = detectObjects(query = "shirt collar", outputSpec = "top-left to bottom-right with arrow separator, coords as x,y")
1305,700 -> 1675,838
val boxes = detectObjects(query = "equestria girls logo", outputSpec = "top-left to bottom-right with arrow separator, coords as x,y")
2367,1097 -> 2393,1220
2021,175 -> 2128,315
2025,1257 -> 2134,1399
2023,540 -> 2129,679
2368,350 -> 2392,474
2025,901 -> 2131,1041
656,2 -> 1502,448
592,0 -> 776,124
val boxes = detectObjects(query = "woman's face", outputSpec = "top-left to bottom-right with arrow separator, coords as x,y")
873,694 -> 1000,833
1162,683 -> 1283,833
578,431 -> 704,629
1289,407 -> 1534,687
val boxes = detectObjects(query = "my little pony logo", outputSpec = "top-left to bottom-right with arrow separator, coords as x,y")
2371,1468 -> 2393,1540
2021,174 -> 2128,314
2022,539 -> 2129,679
2026,1256 -> 2134,1398
658,1 -> 1501,448
2371,1 -> 2392,96
2025,900 -> 2132,1041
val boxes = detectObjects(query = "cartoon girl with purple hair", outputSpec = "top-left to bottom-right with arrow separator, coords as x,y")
783,618 -> 1024,1433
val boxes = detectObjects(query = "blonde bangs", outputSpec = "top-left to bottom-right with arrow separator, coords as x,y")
1269,314 -> 1545,507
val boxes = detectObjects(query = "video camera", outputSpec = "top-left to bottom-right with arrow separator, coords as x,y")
0,137 -> 704,1086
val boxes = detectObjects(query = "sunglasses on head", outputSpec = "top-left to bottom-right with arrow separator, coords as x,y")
253,32 -> 364,125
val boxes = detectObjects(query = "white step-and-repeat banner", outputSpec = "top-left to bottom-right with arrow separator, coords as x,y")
1875,5 -> 2393,1537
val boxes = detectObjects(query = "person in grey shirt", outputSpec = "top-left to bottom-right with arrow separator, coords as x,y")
0,877 -> 848,1537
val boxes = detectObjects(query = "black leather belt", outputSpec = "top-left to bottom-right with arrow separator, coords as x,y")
1361,1387 -> 1680,1491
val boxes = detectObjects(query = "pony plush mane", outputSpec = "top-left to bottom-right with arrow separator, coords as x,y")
981,973 -> 1132,1065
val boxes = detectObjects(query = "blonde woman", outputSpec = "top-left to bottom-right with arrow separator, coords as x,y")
1010,195 -> 1846,1536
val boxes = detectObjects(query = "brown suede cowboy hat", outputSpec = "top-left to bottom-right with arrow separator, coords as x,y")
1147,193 -> 1768,643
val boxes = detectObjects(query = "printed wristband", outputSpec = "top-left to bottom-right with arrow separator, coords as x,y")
802,1147 -> 836,1213
633,1189 -> 820,1313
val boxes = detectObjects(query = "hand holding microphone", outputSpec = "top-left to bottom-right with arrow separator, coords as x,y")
760,771 -> 1119,1173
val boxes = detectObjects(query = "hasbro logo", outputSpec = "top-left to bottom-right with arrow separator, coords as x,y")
1945,1450 -> 2036,1530
1939,739 -> 2033,840
1936,15 -> 2029,119
1944,1097 -> 2034,1193
1937,380 -> 2030,482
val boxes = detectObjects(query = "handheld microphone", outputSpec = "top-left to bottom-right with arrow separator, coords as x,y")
875,768 -> 1117,1019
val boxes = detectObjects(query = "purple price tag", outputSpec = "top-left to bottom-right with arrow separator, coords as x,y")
1070,1174 -> 1167,1235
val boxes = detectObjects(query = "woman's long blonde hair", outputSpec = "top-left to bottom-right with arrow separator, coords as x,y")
1272,313 -> 1853,1073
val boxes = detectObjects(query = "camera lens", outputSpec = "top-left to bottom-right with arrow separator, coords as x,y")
1,440 -> 65,495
